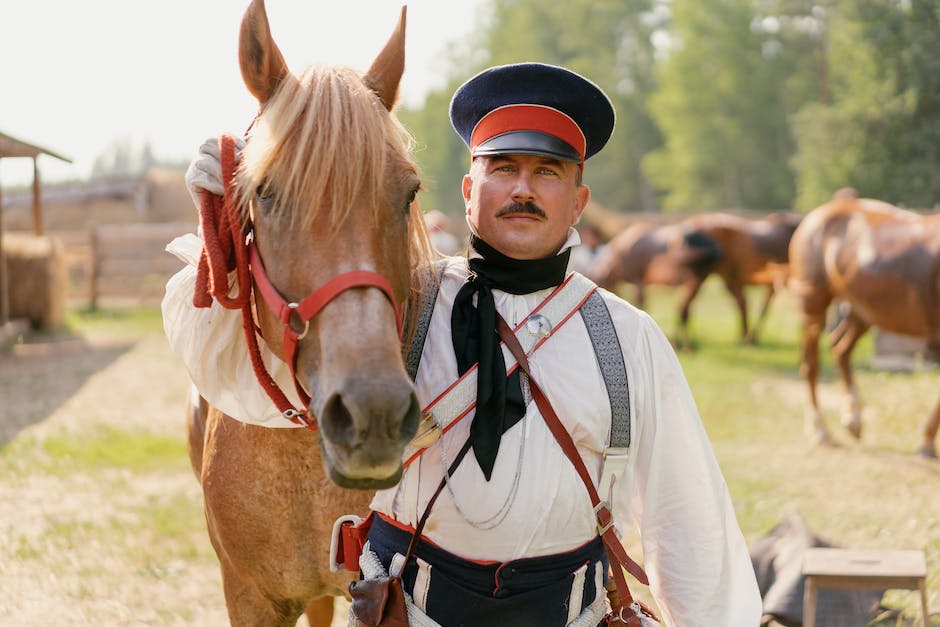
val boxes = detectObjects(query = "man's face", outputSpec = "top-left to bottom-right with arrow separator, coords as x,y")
462,154 -> 590,260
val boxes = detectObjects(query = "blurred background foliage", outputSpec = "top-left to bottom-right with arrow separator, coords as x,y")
396,0 -> 940,217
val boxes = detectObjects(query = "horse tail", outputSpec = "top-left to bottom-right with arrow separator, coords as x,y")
185,384 -> 209,478
677,230 -> 722,276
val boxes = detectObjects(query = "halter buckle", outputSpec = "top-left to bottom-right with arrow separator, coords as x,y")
287,302 -> 311,340
283,408 -> 309,426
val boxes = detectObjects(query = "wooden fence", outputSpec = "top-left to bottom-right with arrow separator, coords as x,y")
86,222 -> 195,309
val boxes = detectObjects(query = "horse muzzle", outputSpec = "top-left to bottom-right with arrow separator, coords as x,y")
315,374 -> 420,489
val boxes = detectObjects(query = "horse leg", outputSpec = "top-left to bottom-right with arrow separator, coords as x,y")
918,398 -> 940,458
830,314 -> 869,440
799,310 -> 831,446
212,547 -> 307,627
634,282 -> 646,310
746,285 -> 775,345
723,279 -> 751,345
675,277 -> 705,351
305,597 -> 336,627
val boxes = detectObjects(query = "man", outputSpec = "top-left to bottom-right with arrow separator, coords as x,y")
424,209 -> 462,256
568,222 -> 606,275
167,63 -> 761,625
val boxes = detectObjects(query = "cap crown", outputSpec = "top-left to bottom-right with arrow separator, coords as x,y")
449,62 -> 615,162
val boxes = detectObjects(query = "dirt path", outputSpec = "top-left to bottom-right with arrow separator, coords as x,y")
0,319 -> 357,626
0,324 -> 233,625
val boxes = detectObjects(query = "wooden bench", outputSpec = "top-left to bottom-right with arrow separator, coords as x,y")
802,547 -> 928,626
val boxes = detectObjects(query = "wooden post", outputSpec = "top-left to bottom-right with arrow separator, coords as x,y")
32,157 -> 43,236
87,226 -> 99,311
0,161 -> 7,327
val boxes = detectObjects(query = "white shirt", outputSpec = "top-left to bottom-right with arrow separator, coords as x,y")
161,229 -> 761,626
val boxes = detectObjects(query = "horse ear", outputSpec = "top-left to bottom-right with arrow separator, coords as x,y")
238,0 -> 289,105
364,6 -> 406,111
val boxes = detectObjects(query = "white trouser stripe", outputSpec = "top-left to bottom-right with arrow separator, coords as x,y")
568,562 -> 588,623
413,557 -> 432,611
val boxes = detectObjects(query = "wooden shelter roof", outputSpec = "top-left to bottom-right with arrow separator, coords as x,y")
0,130 -> 71,163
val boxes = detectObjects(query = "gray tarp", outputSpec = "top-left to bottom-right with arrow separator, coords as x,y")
749,511 -> 883,626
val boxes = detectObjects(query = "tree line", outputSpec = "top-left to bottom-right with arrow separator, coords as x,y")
399,0 -> 940,217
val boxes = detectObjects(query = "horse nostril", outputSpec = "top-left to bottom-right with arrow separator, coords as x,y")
397,393 -> 420,444
320,393 -> 356,447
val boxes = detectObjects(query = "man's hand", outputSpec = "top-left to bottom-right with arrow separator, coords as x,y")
185,135 -> 246,209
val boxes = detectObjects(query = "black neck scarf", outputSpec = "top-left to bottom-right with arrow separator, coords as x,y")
451,235 -> 571,480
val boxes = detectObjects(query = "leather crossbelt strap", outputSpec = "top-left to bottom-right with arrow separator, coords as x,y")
495,314 -> 653,623
402,271 -> 597,467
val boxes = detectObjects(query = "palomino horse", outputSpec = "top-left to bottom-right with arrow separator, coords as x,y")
185,2 -> 433,625
788,191 -> 940,458
589,212 -> 800,347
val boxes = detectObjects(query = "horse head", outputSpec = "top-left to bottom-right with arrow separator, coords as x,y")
233,0 -> 431,488
588,221 -> 660,290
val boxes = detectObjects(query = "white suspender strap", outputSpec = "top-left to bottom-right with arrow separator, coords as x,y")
404,259 -> 448,382
578,289 -> 631,498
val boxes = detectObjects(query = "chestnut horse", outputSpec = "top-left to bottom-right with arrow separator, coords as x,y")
590,212 -> 800,347
788,192 -> 940,458
184,2 -> 433,625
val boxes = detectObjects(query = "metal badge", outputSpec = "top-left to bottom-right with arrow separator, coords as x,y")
410,412 -> 441,448
526,313 -> 552,339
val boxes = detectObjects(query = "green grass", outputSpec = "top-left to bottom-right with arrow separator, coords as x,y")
1,426 -> 187,476
8,306 -> 166,347
65,306 -> 166,335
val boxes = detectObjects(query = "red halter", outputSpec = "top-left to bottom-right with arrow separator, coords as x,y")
247,239 -> 403,419
193,133 -> 404,429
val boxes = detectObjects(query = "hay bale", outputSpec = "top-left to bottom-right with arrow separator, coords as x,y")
3,233 -> 68,329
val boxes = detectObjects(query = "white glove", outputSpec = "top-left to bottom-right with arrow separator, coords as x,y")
185,135 -> 246,210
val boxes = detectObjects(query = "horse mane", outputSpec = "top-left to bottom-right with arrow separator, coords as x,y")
235,62 -> 435,343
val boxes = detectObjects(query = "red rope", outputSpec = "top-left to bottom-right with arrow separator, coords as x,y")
192,134 -> 308,424
193,134 -> 250,309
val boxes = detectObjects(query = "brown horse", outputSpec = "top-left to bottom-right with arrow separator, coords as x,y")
788,192 -> 940,458
589,212 -> 800,347
184,2 -> 434,625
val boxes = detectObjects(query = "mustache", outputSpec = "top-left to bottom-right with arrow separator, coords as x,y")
495,201 -> 546,219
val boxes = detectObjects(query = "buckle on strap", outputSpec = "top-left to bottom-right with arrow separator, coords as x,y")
594,501 -> 616,536
329,513 -> 372,573
600,446 -> 629,496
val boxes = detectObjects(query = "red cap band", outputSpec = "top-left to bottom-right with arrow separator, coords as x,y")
470,104 -> 586,161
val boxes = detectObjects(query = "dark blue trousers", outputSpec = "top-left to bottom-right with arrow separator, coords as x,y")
367,514 -> 608,627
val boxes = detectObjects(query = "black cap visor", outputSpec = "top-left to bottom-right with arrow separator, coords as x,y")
472,130 -> 582,163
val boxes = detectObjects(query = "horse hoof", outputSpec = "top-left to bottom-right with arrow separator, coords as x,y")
917,445 -> 937,459
809,431 -> 832,448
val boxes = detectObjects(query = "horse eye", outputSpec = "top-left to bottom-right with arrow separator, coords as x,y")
404,187 -> 419,213
256,183 -> 276,210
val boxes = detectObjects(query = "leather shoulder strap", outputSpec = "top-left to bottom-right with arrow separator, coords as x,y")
495,314 -> 650,608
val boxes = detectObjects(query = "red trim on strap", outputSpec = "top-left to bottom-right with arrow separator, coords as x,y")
402,274 -> 587,468
470,104 -> 586,160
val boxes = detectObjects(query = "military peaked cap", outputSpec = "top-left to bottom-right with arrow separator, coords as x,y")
449,62 -> 615,163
